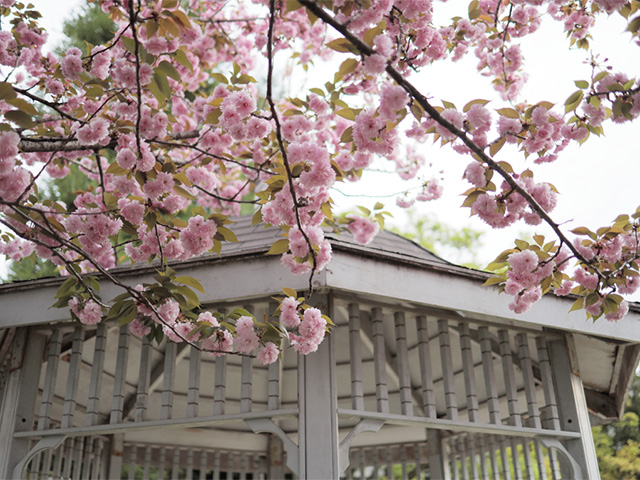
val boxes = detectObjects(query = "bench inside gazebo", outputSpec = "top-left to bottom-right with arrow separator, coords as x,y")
1,217 -> 639,479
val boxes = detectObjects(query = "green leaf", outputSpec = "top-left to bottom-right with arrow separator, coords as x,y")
483,276 -> 504,286
173,49 -> 193,72
574,80 -> 589,89
0,82 -> 16,100
162,0 -> 178,8
569,297 -> 584,312
175,275 -> 206,293
564,90 -> 584,113
490,137 -> 506,157
340,126 -> 353,143
118,302 -> 137,326
325,38 -> 352,53
5,110 -> 36,128
496,108 -> 519,119
157,60 -> 180,81
570,227 -> 592,236
266,238 -> 290,255
281,287 -> 297,298
335,108 -> 356,121
217,226 -> 238,243
173,285 -> 200,309
285,0 -> 303,12
463,98 -> 489,112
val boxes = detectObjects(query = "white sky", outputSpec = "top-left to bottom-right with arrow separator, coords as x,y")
11,0 -> 640,270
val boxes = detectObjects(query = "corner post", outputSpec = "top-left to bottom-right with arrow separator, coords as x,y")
547,333 -> 601,479
0,327 -> 47,479
297,293 -> 339,479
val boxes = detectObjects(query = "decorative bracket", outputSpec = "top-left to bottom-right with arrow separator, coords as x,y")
539,437 -> 583,479
12,434 -> 66,479
245,418 -> 299,476
338,418 -> 385,475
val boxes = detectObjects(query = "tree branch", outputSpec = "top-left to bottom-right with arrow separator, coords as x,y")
297,0 -> 592,266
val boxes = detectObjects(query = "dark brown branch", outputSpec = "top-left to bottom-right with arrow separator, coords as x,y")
298,0 -> 591,266
267,0 -> 317,298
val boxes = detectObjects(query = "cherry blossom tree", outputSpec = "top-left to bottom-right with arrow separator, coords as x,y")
0,0 -> 639,363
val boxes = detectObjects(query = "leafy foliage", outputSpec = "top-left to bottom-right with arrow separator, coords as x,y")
594,375 -> 640,479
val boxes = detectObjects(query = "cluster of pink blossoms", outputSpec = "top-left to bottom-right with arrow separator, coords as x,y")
505,250 -> 555,313
470,174 -> 557,228
68,298 -> 103,325
289,307 -> 327,355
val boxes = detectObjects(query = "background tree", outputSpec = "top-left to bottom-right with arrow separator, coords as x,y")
4,4 -> 113,282
593,375 -> 640,479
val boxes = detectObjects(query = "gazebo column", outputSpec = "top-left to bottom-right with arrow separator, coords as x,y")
547,333 -> 601,479
297,301 -> 339,479
0,327 -> 47,479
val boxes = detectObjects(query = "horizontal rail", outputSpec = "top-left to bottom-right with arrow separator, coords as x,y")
14,408 -> 299,439
337,409 -> 582,439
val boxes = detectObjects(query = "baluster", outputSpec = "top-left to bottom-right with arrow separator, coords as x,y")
450,438 -> 460,480
372,307 -> 389,414
188,345 -> 202,417
128,445 -> 137,480
487,436 -> 500,480
385,446 -> 393,480
71,436 -> 84,480
438,319 -> 458,420
52,439 -> 65,478
498,331 -> 525,479
477,436 -> 489,480
416,315 -> 436,418
38,329 -> 62,430
414,443 -> 422,480
158,446 -> 167,480
81,437 -> 94,480
478,328 -> 510,480
240,355 -> 252,414
135,336 -> 152,422
62,326 -> 85,428
200,450 -> 208,480
535,336 -> 561,478
467,435 -> 479,480
240,305 -> 255,413
372,446 -> 380,480
110,325 -> 130,424
460,322 -> 479,423
348,303 -> 365,411
395,311 -> 413,416
400,444 -> 408,480
516,333 -> 547,479
86,324 -> 108,426
42,446 -> 53,479
27,449 -> 39,480
143,445 -> 152,480
522,440 -> 535,480
459,436 -> 470,480
171,448 -> 180,480
91,438 -> 103,480
186,448 -> 194,480
213,451 -> 221,480
162,341 -> 178,419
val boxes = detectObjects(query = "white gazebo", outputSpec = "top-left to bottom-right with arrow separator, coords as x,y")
1,216 -> 639,479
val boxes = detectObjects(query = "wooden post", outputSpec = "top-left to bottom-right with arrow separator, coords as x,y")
297,297 -> 339,479
547,334 -> 601,479
0,327 -> 46,479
